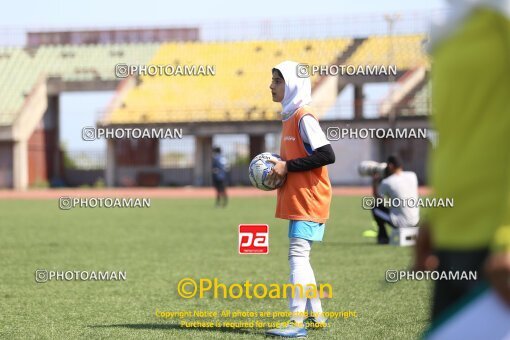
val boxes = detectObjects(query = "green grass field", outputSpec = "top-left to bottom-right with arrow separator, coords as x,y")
0,196 -> 432,339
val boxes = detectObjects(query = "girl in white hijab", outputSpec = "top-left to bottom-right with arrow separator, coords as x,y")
266,61 -> 335,338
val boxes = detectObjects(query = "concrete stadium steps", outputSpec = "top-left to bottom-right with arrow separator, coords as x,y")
378,66 -> 428,116
399,80 -> 431,116
337,38 -> 367,65
334,38 -> 367,95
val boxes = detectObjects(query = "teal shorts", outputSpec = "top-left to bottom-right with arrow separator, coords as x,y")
288,220 -> 325,242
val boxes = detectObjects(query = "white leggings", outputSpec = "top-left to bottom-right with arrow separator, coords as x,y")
288,237 -> 324,323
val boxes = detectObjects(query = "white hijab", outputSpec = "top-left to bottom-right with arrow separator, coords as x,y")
273,61 -> 312,116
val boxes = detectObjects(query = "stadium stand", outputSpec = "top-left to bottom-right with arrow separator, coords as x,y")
0,35 -> 430,127
107,39 -> 353,124
346,34 -> 428,69
0,43 -> 159,126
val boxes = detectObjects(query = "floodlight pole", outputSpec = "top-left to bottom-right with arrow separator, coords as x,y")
384,13 -> 400,128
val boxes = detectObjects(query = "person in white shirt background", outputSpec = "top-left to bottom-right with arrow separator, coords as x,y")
371,155 -> 420,244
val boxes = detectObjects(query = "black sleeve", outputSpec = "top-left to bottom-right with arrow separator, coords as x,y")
286,144 -> 335,172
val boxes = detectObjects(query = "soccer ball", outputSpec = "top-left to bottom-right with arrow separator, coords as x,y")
249,152 -> 286,191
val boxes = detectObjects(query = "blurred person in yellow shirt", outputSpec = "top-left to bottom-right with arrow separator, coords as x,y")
414,2 -> 510,321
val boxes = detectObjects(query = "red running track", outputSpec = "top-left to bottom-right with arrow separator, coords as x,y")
0,186 -> 431,200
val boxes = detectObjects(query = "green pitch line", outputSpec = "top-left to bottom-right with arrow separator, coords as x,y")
0,197 -> 431,339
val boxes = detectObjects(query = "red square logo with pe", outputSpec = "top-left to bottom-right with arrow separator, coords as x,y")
238,224 -> 269,254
